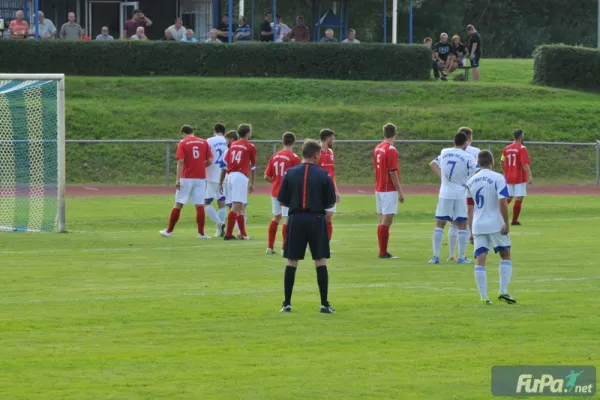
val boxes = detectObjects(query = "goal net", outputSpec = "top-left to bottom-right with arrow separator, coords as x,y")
0,74 -> 65,232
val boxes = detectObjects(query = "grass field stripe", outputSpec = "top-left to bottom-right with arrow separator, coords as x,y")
0,92 -> 15,230
24,85 -> 45,232
1,276 -> 598,306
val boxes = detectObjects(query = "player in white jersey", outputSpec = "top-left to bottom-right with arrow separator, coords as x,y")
466,149 -> 516,305
428,131 -> 477,264
205,123 -> 228,236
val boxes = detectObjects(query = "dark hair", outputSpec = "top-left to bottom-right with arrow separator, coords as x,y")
423,37 -> 432,43
237,123 -> 252,138
454,132 -> 468,147
264,11 -> 272,16
513,128 -> 524,140
478,149 -> 494,168
223,13 -> 229,17
276,14 -> 282,18
458,126 -> 473,139
297,15 -> 304,20
225,130 -> 239,141
282,132 -> 296,146
132,9 -> 141,15
383,123 -> 397,139
214,123 -> 226,135
302,139 -> 321,159
320,128 -> 335,141
181,125 -> 194,135
239,15 -> 246,23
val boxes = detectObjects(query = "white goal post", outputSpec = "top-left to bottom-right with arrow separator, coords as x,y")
0,74 -> 66,233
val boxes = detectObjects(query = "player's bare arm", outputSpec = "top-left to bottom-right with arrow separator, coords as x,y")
249,166 -> 256,193
218,169 -> 226,191
470,43 -> 477,59
333,179 -> 340,203
499,198 -> 510,235
524,164 -> 533,184
205,157 -> 213,168
264,173 -> 273,183
389,170 -> 404,203
429,160 -> 442,177
175,159 -> 184,189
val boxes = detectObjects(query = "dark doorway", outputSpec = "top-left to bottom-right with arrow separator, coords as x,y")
90,2 -> 119,38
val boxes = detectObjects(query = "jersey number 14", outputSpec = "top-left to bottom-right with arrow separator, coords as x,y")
230,150 -> 243,164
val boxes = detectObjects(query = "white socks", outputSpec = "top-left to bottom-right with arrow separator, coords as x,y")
474,266 -> 488,300
448,224 -> 458,258
205,205 -> 222,225
458,230 -> 469,259
218,207 -> 226,223
499,260 -> 513,294
433,228 -> 443,257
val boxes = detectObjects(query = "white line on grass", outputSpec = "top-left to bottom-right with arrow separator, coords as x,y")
1,276 -> 599,306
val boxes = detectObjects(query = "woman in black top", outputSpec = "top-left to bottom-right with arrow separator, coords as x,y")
452,35 -> 470,67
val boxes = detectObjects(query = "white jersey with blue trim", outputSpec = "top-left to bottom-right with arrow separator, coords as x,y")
467,169 -> 510,235
465,145 -> 480,161
206,135 -> 228,183
434,147 -> 477,200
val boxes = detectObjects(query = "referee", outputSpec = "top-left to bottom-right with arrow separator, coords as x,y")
277,139 -> 337,314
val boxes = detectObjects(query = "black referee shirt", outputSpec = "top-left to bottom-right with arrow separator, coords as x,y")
277,163 -> 336,215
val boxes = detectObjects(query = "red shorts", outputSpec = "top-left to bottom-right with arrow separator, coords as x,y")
466,198 -> 474,206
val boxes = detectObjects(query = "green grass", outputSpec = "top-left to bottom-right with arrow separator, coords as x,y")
63,59 -> 600,185
1,194 -> 599,399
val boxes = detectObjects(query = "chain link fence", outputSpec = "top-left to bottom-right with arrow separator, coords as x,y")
65,140 -> 600,186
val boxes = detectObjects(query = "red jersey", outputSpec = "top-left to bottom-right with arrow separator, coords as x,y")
502,143 -> 530,184
373,142 -> 400,192
175,136 -> 213,179
265,149 -> 301,197
318,148 -> 336,189
226,139 -> 257,177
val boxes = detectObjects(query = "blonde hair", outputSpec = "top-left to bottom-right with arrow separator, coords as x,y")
452,35 -> 460,42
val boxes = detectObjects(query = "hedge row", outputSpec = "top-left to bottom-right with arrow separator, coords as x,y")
533,45 -> 600,91
0,41 -> 431,81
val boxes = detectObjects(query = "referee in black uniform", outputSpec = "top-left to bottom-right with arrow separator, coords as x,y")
277,139 -> 337,314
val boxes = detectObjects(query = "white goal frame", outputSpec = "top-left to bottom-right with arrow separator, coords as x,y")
0,74 -> 66,232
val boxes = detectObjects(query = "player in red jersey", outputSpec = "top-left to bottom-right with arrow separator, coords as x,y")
264,132 -> 301,254
374,123 -> 405,259
219,123 -> 257,240
160,125 -> 213,238
501,129 -> 533,226
318,129 -> 339,243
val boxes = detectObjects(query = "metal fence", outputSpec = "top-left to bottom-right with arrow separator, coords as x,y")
65,139 -> 600,186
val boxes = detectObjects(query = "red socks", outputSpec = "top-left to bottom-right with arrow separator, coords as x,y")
237,214 -> 247,237
167,208 -> 181,233
195,206 -> 206,235
327,221 -> 333,241
513,200 -> 523,223
377,225 -> 390,256
225,211 -> 238,237
268,220 -> 279,249
282,224 -> 288,251
507,198 -> 513,205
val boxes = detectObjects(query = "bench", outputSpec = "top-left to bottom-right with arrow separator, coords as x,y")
458,66 -> 473,81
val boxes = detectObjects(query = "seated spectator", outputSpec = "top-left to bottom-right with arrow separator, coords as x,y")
433,33 -> 454,81
162,29 -> 175,41
60,12 -> 83,40
451,34 -> 469,68
168,17 -> 186,41
8,10 -> 29,40
320,29 -> 338,43
32,11 -> 56,39
217,14 -> 232,43
235,16 -> 251,41
81,28 -> 91,40
124,9 -> 152,39
284,15 -> 309,42
96,26 -> 114,40
182,29 -> 198,42
130,26 -> 147,40
205,29 -> 222,43
271,14 -> 291,42
342,29 -> 360,43
424,36 -> 440,80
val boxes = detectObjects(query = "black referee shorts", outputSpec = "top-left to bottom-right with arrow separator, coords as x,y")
283,212 -> 330,261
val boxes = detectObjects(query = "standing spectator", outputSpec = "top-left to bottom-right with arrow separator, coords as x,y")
284,16 -> 310,42
8,10 -> 29,40
162,29 -> 175,41
217,14 -> 232,43
96,26 -> 114,40
260,11 -> 274,42
167,17 -> 186,41
271,14 -> 290,42
60,12 -> 83,40
235,16 -> 251,41
467,24 -> 482,81
342,29 -> 360,43
32,11 -> 56,40
181,29 -> 197,42
123,9 -> 152,39
319,29 -> 338,43
130,26 -> 147,40
424,36 -> 440,80
205,29 -> 222,43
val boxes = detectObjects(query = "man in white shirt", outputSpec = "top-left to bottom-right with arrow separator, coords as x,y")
205,29 -> 222,43
270,14 -> 290,42
466,150 -> 516,305
130,26 -> 147,40
33,11 -> 56,39
205,123 -> 228,236
341,29 -> 360,43
168,17 -> 186,41
428,131 -> 477,264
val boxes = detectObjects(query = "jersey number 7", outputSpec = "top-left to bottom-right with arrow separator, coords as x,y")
447,160 -> 457,181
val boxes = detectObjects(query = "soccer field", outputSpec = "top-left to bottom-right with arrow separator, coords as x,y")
1,192 -> 599,399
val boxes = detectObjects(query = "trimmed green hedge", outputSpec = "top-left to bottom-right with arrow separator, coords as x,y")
533,45 -> 600,91
0,41 -> 431,81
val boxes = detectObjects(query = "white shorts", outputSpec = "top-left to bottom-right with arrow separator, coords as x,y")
473,232 -> 511,258
376,191 -> 398,215
228,172 -> 249,204
271,197 -> 289,217
205,181 -> 225,202
507,183 -> 527,197
435,198 -> 468,222
175,178 -> 206,205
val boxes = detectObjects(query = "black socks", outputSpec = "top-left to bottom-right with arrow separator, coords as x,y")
316,265 -> 328,306
284,266 -> 297,305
